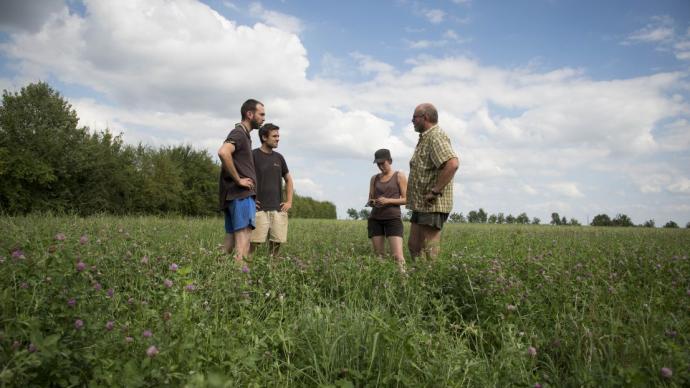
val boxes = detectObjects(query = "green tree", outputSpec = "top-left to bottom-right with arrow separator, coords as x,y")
488,214 -> 498,224
663,221 -> 679,228
358,208 -> 371,219
477,208 -> 488,223
612,213 -> 634,227
531,217 -> 541,225
643,219 -> 655,228
505,214 -> 516,224
516,212 -> 530,224
591,214 -> 612,226
346,208 -> 359,220
496,212 -> 505,224
568,218 -> 581,226
448,212 -> 466,223
550,213 -> 561,225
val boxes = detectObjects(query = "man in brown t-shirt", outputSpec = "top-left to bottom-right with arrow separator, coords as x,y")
218,99 -> 265,265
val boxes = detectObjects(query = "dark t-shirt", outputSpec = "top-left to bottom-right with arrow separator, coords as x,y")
218,124 -> 256,209
252,148 -> 289,211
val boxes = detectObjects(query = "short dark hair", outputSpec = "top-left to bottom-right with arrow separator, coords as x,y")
241,99 -> 263,120
258,123 -> 280,143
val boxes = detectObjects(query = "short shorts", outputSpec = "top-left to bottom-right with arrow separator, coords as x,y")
367,218 -> 404,238
251,210 -> 289,243
410,211 -> 449,230
224,197 -> 256,234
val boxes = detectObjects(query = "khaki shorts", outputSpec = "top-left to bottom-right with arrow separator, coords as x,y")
251,210 -> 289,243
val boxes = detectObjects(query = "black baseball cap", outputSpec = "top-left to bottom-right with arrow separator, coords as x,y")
373,148 -> 392,163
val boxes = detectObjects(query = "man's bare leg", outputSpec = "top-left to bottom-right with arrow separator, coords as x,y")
224,233 -> 235,255
408,223 -> 423,259
233,227 -> 252,264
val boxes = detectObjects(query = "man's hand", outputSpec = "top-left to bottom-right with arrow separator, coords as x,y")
238,177 -> 254,190
424,192 -> 437,203
280,201 -> 292,212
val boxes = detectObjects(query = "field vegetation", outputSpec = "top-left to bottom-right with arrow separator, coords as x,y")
1,215 -> 688,386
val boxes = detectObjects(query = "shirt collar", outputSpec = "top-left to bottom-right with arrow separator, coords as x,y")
419,124 -> 439,139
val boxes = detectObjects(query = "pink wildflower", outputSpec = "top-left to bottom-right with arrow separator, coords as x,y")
76,261 -> 86,272
140,256 -> 149,264
79,235 -> 89,244
106,288 -> 114,298
125,336 -> 134,343
67,298 -> 76,307
19,282 -> 28,289
527,346 -> 537,357
142,330 -> 152,338
27,343 -> 37,353
241,265 -> 250,273
105,321 -> 114,331
55,233 -> 66,241
506,304 -> 517,312
146,345 -> 159,357
164,279 -> 173,288
11,249 -> 25,260
74,319 -> 84,330
169,263 -> 178,272
185,284 -> 196,292
661,367 -> 672,378
93,282 -> 102,291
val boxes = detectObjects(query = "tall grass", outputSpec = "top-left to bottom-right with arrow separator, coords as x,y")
1,215 -> 688,386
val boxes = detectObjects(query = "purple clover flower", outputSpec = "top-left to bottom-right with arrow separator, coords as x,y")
67,298 -> 76,307
661,367 -> 673,378
28,343 -> 37,353
19,282 -> 28,289
106,288 -> 114,298
164,279 -> 173,288
140,256 -> 149,264
527,346 -> 537,357
146,345 -> 159,357
93,282 -> 102,291
241,265 -> 250,274
74,319 -> 84,330
79,235 -> 89,245
125,336 -> 134,343
76,261 -> 86,272
105,321 -> 114,331
11,249 -> 25,260
506,304 -> 517,312
55,233 -> 66,241
169,263 -> 178,272
185,284 -> 196,292
142,330 -> 152,338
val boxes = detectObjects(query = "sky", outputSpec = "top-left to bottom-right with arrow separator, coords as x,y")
1,0 -> 689,224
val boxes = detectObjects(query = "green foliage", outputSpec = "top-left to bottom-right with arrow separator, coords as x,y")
291,193 -> 336,219
664,221 -> 679,228
346,208 -> 359,220
448,212 -> 466,223
643,219 -> 656,228
1,216 -> 689,386
591,214 -> 612,226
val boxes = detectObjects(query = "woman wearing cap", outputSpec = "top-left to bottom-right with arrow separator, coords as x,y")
367,148 -> 408,272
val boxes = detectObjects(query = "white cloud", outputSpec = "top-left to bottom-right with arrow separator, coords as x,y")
623,15 -> 674,44
249,2 -> 303,35
424,9 -> 445,24
547,182 -> 584,198
292,178 -> 324,199
406,39 -> 448,49
667,177 -> 690,194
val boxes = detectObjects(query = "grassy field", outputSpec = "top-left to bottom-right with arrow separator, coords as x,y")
1,215 -> 688,387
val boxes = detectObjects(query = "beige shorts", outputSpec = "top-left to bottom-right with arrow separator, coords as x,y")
251,210 -> 289,243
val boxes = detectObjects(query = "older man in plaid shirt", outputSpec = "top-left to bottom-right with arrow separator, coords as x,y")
407,103 -> 460,260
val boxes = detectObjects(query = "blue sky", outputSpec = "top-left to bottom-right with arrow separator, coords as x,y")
1,0 -> 689,224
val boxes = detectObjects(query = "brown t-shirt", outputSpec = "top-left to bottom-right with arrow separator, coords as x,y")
218,124 -> 256,209
370,171 -> 402,220
253,148 -> 289,211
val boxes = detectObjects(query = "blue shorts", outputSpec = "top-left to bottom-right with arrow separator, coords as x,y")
224,197 -> 256,234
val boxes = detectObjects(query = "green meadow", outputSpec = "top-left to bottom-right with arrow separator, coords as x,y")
1,215 -> 688,387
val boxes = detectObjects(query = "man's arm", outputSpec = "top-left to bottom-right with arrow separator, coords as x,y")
280,173 -> 294,212
218,142 -> 253,189
425,157 -> 459,202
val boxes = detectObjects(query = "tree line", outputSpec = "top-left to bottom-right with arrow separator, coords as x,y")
347,206 -> 688,228
0,82 -> 335,218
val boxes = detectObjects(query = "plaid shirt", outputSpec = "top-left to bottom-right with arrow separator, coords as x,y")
407,125 -> 458,213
